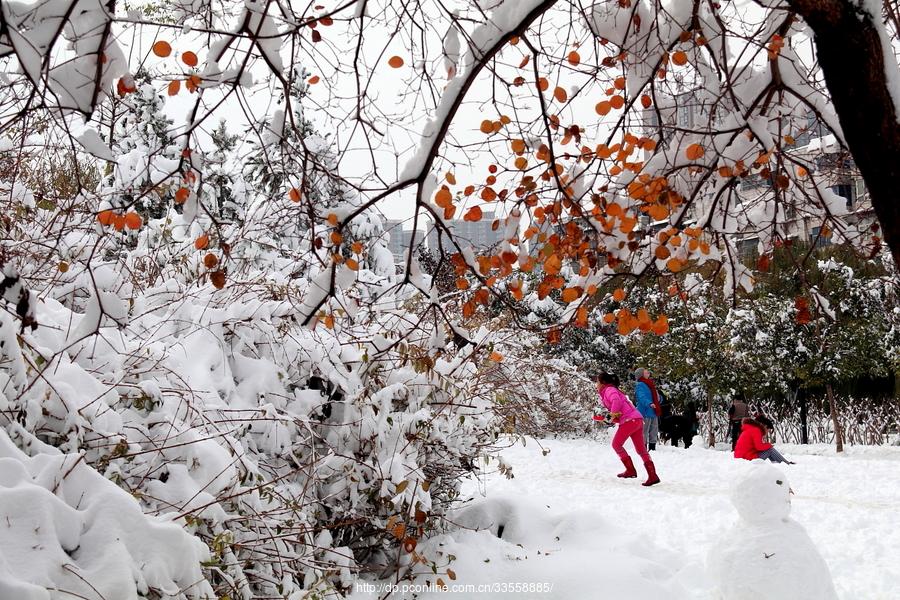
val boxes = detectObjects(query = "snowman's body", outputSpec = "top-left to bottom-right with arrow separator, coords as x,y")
709,463 -> 838,600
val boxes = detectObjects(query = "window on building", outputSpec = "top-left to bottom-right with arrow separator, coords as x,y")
853,178 -> 866,207
832,183 -> 853,209
678,105 -> 691,128
811,226 -> 831,248
738,237 -> 759,261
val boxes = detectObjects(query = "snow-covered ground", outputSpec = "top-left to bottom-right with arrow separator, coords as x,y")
352,435 -> 900,599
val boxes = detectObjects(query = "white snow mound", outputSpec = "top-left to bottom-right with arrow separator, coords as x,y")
0,429 -> 213,600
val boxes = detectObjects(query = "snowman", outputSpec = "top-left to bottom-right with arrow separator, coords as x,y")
708,462 -> 838,600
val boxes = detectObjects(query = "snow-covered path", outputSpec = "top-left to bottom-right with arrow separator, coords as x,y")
447,436 -> 900,599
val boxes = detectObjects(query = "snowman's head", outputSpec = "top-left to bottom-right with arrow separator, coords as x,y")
731,462 -> 791,524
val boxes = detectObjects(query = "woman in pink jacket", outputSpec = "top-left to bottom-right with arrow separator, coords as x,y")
596,373 -> 660,486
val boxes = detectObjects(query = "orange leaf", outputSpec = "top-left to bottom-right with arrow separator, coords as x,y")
609,95 -> 624,109
346,258 -> 359,271
567,51 -> 581,65
203,253 -> 218,269
434,187 -> 453,208
445,172 -> 456,185
167,80 -> 181,96
561,287 -> 582,303
97,210 -> 116,226
666,257 -> 685,272
175,187 -> 190,204
456,278 -> 470,290
388,56 -> 404,68
152,40 -> 171,57
575,306 -> 589,327
537,77 -> 549,92
308,75 -> 320,84
614,76 -> 625,90
595,101 -> 611,116
613,288 -> 626,302
685,143 -> 705,160
124,212 -> 142,230
210,270 -> 226,289
186,74 -> 202,92
182,51 -> 198,67
672,50 -> 688,66
351,241 -> 364,254
289,188 -> 302,202
553,86 -> 568,103
489,351 -> 504,362
464,206 -> 483,222
640,94 -> 652,108
194,234 -> 209,250
652,316 -> 669,335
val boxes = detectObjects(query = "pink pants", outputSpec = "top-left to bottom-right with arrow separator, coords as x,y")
612,418 -> 650,462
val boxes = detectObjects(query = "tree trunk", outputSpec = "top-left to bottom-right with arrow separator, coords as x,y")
825,383 -> 844,452
788,0 -> 900,267
798,387 -> 809,445
707,393 -> 716,448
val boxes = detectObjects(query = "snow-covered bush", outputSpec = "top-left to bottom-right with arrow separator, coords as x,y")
0,99 -> 505,598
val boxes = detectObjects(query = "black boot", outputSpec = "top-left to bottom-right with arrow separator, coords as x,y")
649,443 -> 656,451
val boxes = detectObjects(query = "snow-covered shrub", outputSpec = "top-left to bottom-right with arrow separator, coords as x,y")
0,98 -> 503,598
0,427 -> 213,600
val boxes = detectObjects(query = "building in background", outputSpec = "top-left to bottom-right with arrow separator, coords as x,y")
641,90 -> 876,263
424,211 -> 506,256
383,220 -> 421,263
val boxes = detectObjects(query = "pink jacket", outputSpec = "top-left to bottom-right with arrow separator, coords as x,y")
598,385 -> 643,423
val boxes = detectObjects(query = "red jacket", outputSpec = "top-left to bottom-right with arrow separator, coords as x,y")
734,419 -> 772,460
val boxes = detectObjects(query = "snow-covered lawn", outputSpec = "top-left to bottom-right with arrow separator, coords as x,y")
353,436 -> 900,599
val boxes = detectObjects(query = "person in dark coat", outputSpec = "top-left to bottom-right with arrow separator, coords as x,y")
728,394 -> 750,451
681,401 -> 700,448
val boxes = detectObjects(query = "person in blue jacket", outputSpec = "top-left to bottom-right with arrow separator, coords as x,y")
634,367 -> 661,451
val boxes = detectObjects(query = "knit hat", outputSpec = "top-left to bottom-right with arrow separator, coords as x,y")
634,367 -> 646,380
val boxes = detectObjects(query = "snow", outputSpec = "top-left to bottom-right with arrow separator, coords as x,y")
0,427 -> 213,600
709,462 -> 838,600
75,128 -> 116,161
351,437 -> 900,599
861,0 -> 900,124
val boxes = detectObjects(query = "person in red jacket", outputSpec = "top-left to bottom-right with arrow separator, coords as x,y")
733,416 -> 793,464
